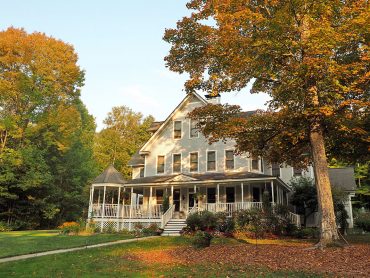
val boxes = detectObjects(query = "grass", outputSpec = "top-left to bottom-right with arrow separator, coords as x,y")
0,230 -> 134,258
0,236 -> 321,278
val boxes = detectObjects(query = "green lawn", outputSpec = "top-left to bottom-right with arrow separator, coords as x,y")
0,237 -> 320,278
0,230 -> 134,258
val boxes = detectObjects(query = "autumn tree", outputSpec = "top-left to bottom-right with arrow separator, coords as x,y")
94,106 -> 154,179
164,1 -> 369,246
0,27 -> 97,228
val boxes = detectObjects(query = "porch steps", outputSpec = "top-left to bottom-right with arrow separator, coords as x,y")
162,219 -> 187,236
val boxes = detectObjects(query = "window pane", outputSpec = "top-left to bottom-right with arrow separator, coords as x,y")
271,163 -> 280,177
157,156 -> 164,173
252,157 -> 259,170
190,120 -> 199,138
190,153 -> 198,172
207,151 -> 216,171
173,154 -> 181,173
174,121 -> 181,139
225,151 -> 234,170
139,167 -> 144,177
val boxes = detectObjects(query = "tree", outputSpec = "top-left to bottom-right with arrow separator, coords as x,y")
0,27 -> 97,228
164,1 -> 369,246
94,106 -> 154,179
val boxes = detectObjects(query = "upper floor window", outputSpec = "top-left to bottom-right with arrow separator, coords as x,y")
252,156 -> 259,171
293,168 -> 302,176
157,155 -> 165,174
271,163 -> 280,177
173,154 -> 181,173
190,152 -> 198,172
174,121 -> 182,139
139,167 -> 145,178
190,119 -> 199,138
225,150 -> 234,170
207,151 -> 216,171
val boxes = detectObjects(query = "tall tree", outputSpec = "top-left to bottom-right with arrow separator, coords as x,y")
164,1 -> 369,246
94,106 -> 154,179
0,27 -> 97,228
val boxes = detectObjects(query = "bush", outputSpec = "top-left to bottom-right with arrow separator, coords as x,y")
191,231 -> 213,248
215,212 -> 235,233
186,212 -> 202,231
200,211 -> 217,230
58,221 -> 81,235
355,212 -> 370,232
293,227 -> 319,239
142,223 -> 161,236
162,194 -> 170,213
235,208 -> 263,229
0,221 -> 12,232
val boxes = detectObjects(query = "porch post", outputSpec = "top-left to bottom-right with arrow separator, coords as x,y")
101,185 -> 106,232
116,187 -> 121,232
129,187 -> 133,231
217,183 -> 220,204
149,186 -> 153,218
241,182 -> 244,207
271,181 -> 275,205
88,185 -> 94,219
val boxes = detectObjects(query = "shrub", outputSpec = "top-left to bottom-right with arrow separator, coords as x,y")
191,231 -> 213,248
293,227 -> 319,239
200,211 -> 217,230
0,221 -> 12,232
215,212 -> 235,233
355,212 -> 370,232
58,221 -> 81,235
186,212 -> 202,231
235,208 -> 263,228
142,223 -> 161,236
162,194 -> 170,213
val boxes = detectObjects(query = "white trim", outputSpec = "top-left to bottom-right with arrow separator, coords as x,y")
224,149 -> 235,171
173,120 -> 182,140
206,150 -> 217,172
189,118 -> 200,139
156,155 -> 166,175
172,153 -> 182,174
189,151 -> 199,173
140,92 -> 207,153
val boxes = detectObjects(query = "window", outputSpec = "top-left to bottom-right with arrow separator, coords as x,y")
156,189 -> 164,205
293,168 -> 302,176
207,151 -> 216,171
190,152 -> 198,172
252,157 -> 259,171
173,154 -> 181,173
190,119 -> 199,138
157,155 -> 165,174
271,163 -> 280,177
207,188 -> 216,203
139,167 -> 144,178
226,187 -> 235,203
174,121 -> 182,139
225,150 -> 234,170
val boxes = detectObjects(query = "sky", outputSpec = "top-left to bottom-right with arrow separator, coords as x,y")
1,0 -> 270,130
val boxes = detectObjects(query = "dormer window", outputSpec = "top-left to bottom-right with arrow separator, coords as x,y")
225,150 -> 235,170
271,163 -> 280,177
174,121 -> 182,139
252,156 -> 259,171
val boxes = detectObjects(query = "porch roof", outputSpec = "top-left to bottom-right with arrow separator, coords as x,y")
93,165 -> 127,184
126,171 -> 289,188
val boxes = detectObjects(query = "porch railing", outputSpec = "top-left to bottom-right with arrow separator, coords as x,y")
288,211 -> 301,227
199,202 -> 263,217
161,204 -> 175,228
91,204 -> 163,219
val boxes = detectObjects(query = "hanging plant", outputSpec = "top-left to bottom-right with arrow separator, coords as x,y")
195,192 -> 205,201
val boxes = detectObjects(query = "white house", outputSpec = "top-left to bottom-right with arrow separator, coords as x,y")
87,92 -> 355,234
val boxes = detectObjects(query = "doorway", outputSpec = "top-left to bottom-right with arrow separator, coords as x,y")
252,187 -> 260,202
226,187 -> 235,203
173,189 -> 180,211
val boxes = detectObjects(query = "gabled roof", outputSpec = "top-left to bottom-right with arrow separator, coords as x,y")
128,151 -> 145,166
93,165 -> 127,184
147,121 -> 164,133
328,167 -> 356,192
139,92 -> 207,153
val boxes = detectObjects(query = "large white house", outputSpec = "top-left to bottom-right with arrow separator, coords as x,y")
87,92 -> 355,234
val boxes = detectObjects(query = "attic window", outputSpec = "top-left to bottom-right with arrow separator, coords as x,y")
252,157 -> 259,171
174,121 -> 182,139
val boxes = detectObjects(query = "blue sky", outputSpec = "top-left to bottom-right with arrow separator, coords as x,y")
1,0 -> 270,130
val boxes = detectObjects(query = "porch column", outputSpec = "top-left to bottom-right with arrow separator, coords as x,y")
241,183 -> 244,207
217,184 -> 220,204
129,187 -> 133,231
149,186 -> 153,218
116,187 -> 121,231
100,185 -> 106,232
271,181 -> 275,205
88,185 -> 94,218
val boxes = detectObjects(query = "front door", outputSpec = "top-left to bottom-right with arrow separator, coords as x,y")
188,192 -> 196,208
226,187 -> 235,203
173,189 -> 181,211
252,187 -> 260,202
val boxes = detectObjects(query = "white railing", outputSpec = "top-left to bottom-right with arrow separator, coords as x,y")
200,202 -> 263,216
91,204 -> 163,219
161,204 -> 175,228
288,211 -> 301,227
188,205 -> 198,215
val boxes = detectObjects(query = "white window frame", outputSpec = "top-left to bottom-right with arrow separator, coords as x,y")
224,149 -> 235,171
189,151 -> 199,172
172,153 -> 182,174
173,120 -> 182,139
271,162 -> 281,177
189,119 -> 199,139
156,155 -> 165,175
206,150 -> 217,172
251,156 -> 260,172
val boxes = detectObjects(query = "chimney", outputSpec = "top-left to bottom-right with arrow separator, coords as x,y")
205,93 -> 221,104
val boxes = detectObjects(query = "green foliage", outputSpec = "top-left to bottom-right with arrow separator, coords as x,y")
355,212 -> 370,232
200,211 -> 217,230
215,212 -> 235,233
293,228 -> 319,239
142,223 -> 161,236
162,194 -> 170,213
94,106 -> 154,180
58,221 -> 81,235
186,212 -> 202,231
0,221 -> 11,232
191,231 -> 213,248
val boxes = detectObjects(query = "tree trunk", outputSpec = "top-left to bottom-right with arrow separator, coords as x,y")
309,124 -> 339,246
